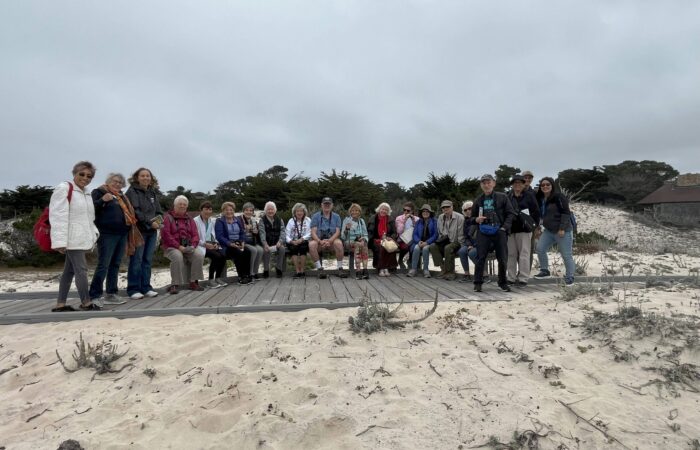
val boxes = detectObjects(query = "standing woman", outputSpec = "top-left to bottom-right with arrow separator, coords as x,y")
89,172 -> 141,305
506,175 -> 540,286
50,161 -> 101,311
534,177 -> 575,286
285,203 -> 312,278
125,167 -> 163,300
241,202 -> 264,279
367,202 -> 398,277
341,203 -> 370,280
215,202 -> 252,285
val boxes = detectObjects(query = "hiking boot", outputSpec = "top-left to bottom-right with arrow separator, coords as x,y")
355,270 -> 363,280
458,275 -> 472,283
474,284 -> 483,292
189,281 -> 204,291
362,269 -> 369,279
337,268 -> 348,278
318,268 -> 327,279
238,277 -> 252,285
534,270 -> 551,279
442,272 -> 456,281
498,283 -> 512,292
515,280 -> 528,288
253,274 -> 260,280
263,271 -> 269,279
276,269 -> 283,278
564,278 -> 575,287
423,271 -> 431,278
167,285 -> 179,295
407,269 -> 416,277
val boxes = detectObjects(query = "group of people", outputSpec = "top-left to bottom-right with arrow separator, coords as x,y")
48,162 -> 577,312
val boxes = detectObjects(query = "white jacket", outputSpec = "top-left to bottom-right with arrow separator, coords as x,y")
194,214 -> 217,256
49,181 -> 99,250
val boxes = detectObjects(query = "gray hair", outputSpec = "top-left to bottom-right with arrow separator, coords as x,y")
242,202 -> 255,211
462,200 -> 474,211
375,202 -> 392,215
105,172 -> 126,185
72,161 -> 96,176
264,201 -> 277,213
174,195 -> 189,206
291,202 -> 308,216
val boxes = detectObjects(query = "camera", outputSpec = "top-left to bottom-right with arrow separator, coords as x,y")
179,238 -> 190,247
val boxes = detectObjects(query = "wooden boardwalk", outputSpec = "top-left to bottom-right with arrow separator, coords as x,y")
0,272 -> 683,325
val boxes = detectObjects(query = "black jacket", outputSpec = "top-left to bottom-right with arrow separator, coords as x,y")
92,187 -> 131,235
367,214 -> 397,241
538,193 -> 572,233
470,191 -> 516,234
125,185 -> 163,234
507,190 -> 540,234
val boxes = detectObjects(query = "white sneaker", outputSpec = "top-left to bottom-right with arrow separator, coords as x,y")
216,278 -> 228,287
144,290 -> 159,298
130,292 -> 144,300
208,280 -> 221,289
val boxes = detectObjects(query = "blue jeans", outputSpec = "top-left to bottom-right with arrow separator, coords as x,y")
457,245 -> 473,273
411,244 -> 431,271
89,232 -> 127,300
127,230 -> 157,295
537,229 -> 575,282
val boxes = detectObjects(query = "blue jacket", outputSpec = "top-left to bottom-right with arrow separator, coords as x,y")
215,216 -> 246,248
412,217 -> 438,249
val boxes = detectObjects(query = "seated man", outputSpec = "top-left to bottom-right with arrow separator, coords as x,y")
309,197 -> 346,279
429,200 -> 465,280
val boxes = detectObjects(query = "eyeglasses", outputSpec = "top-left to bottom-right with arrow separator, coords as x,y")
403,208 -> 412,213
109,179 -> 124,185
441,206 -> 451,209
524,176 -> 533,179
77,172 -> 93,179
463,209 -> 471,213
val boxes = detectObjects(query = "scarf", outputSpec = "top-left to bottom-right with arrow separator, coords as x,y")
103,184 -> 144,256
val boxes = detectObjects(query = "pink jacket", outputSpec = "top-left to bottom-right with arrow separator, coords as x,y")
395,214 -> 419,242
161,211 -> 200,250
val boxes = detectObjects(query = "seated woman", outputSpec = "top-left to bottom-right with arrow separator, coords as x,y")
259,201 -> 287,278
241,202 -> 264,279
194,201 -> 228,287
285,203 -> 312,278
161,195 -> 205,294
89,172 -> 140,305
341,203 -> 369,280
408,204 -> 438,278
457,201 -> 477,282
50,160 -> 101,311
395,201 -> 418,270
367,202 -> 398,277
215,202 -> 252,285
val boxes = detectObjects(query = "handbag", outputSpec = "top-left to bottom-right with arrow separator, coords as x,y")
381,237 -> 399,253
399,219 -> 414,244
518,211 -> 535,233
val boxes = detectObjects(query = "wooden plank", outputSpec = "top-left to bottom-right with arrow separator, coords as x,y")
256,277 -> 282,303
302,278 -> 322,304
270,275 -> 293,305
328,275 -> 351,303
198,284 -> 239,308
381,275 -> 427,302
318,275 -> 337,303
402,276 -> 451,301
0,300 -> 43,315
365,277 -> 401,303
237,278 -> 270,306
217,283 -> 252,307
288,276 -> 307,304
340,277 -> 367,303
8,300 -> 58,315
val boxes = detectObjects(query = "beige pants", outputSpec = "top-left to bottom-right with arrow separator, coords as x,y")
507,232 -> 532,282
165,248 -> 205,286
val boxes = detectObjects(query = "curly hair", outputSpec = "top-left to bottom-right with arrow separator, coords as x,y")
128,167 -> 160,190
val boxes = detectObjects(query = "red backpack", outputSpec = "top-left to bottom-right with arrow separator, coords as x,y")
34,182 -> 74,252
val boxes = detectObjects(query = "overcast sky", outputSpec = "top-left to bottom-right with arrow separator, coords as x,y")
1,1 -> 699,193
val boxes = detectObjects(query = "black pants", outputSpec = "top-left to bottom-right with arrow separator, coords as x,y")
206,249 -> 227,279
224,246 -> 251,279
474,231 -> 508,285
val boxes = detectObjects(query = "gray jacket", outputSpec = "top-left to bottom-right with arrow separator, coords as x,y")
436,212 -> 465,245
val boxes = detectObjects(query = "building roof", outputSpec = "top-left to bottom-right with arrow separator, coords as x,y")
638,182 -> 700,205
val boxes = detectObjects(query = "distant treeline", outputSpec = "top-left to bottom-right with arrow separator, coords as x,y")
0,160 -> 679,219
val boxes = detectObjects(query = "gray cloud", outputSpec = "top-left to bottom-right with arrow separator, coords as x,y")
1,0 -> 699,192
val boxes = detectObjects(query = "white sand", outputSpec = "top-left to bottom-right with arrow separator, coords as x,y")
1,282 -> 699,449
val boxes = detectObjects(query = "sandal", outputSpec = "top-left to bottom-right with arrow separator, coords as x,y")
51,305 -> 76,312
79,303 -> 102,311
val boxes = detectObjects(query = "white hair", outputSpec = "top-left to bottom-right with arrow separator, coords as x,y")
375,202 -> 392,215
105,172 -> 126,185
174,195 -> 189,206
462,201 -> 474,210
264,201 -> 277,213
292,203 -> 308,216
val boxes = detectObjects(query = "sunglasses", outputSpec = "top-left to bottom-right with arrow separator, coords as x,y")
403,208 -> 412,213
463,209 -> 471,212
77,172 -> 94,179
540,183 -> 552,187
441,206 -> 451,209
